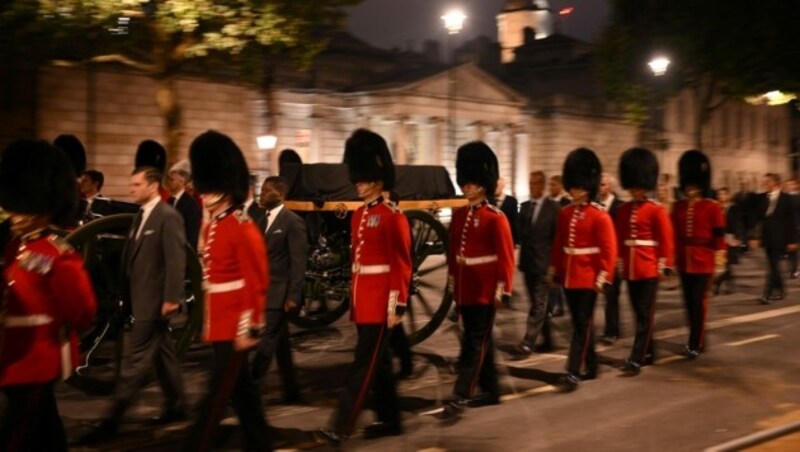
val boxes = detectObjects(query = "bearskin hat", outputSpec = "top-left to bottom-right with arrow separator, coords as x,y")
136,139 -> 167,173
455,141 -> 499,198
678,149 -> 711,193
344,129 -> 395,190
619,147 -> 659,191
53,134 -> 87,176
562,147 -> 602,200
189,131 -> 250,205
0,139 -> 79,226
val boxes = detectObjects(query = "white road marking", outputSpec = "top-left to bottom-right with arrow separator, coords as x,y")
724,334 -> 779,347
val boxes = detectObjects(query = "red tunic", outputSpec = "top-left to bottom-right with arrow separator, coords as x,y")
671,199 -> 726,275
0,231 -> 96,386
448,201 -> 515,306
201,208 -> 268,341
550,203 -> 617,290
350,198 -> 412,324
615,200 -> 675,280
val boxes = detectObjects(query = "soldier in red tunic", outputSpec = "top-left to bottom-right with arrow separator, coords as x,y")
549,148 -> 617,390
317,129 -> 412,446
615,148 -> 675,375
185,131 -> 271,451
671,150 -> 726,359
444,141 -> 515,415
0,140 -> 97,451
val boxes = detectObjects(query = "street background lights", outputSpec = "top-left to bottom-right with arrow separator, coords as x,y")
441,9 -> 466,168
647,55 -> 671,152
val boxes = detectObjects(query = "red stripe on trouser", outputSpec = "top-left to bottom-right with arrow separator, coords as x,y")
342,324 -> 387,436
579,317 -> 594,373
698,278 -> 712,349
640,283 -> 658,363
195,348 -> 244,452
468,308 -> 496,397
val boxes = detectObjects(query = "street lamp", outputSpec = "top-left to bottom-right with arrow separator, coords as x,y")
648,56 -> 671,77
441,8 -> 466,169
647,56 -> 671,152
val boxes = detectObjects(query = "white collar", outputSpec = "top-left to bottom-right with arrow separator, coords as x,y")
140,195 -> 160,214
266,203 -> 285,218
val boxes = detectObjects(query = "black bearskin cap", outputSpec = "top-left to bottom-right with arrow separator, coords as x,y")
344,129 -> 395,190
562,147 -> 602,200
678,149 -> 711,193
0,139 -> 79,226
278,148 -> 302,176
455,141 -> 499,197
136,139 -> 167,173
619,147 -> 659,191
189,131 -> 250,205
53,134 -> 87,176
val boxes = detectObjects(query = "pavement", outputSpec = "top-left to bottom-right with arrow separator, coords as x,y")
46,249 -> 800,450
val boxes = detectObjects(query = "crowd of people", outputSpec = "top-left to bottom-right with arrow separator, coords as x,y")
0,128 -> 798,451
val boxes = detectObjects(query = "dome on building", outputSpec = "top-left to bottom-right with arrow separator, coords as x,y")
503,0 -> 548,12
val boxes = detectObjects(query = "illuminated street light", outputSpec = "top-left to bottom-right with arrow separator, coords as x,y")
441,9 -> 466,34
257,134 -> 277,150
745,90 -> 797,106
648,56 -> 671,77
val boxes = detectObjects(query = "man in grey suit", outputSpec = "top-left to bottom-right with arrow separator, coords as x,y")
251,176 -> 308,403
518,171 -> 560,354
80,166 -> 188,444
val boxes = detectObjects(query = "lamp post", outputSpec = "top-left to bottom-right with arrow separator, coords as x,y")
442,9 -> 466,167
647,56 -> 671,152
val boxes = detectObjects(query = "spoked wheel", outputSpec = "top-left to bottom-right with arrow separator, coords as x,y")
404,210 -> 452,345
64,214 -> 204,395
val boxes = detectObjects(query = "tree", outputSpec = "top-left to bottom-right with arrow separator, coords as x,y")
595,0 -> 800,148
0,0 -> 361,162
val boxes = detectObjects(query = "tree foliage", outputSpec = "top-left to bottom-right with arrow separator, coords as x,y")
595,0 -> 800,146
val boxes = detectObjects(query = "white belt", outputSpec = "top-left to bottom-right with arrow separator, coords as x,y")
204,279 -> 245,293
624,239 -> 659,247
456,254 -> 498,266
352,264 -> 390,275
3,314 -> 53,327
563,247 -> 600,255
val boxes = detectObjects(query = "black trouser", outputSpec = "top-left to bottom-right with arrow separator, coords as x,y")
627,279 -> 659,364
715,247 -> 740,292
111,318 -> 186,422
765,247 -> 785,297
564,289 -> 597,376
523,272 -> 552,347
186,342 -> 271,452
679,273 -> 711,351
390,325 -> 412,373
603,275 -> 623,338
454,305 -> 499,399
1,382 -> 67,452
252,308 -> 300,397
548,286 -> 565,314
330,323 -> 399,435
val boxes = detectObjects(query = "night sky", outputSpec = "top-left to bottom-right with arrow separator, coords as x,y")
347,0 -> 611,51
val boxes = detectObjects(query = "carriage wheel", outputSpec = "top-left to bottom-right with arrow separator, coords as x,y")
64,214 -> 204,395
404,210 -> 452,345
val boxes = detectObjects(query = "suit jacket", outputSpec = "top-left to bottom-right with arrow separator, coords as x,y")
170,193 -> 201,250
518,197 -> 559,275
599,194 -> 624,221
121,202 -> 187,321
756,191 -> 798,250
496,195 -> 520,244
260,206 -> 309,310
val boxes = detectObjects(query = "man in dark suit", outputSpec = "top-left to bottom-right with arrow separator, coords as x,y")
495,178 -> 519,244
166,160 -> 201,250
752,173 -> 798,303
251,176 -> 308,403
784,179 -> 800,278
518,171 -> 559,353
714,187 -> 744,294
80,166 -> 188,444
547,175 -> 570,317
597,173 -> 624,344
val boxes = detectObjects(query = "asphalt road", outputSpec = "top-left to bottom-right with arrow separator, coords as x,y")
55,249 -> 800,451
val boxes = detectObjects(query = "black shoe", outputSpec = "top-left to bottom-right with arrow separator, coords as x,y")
641,355 -> 655,366
460,393 -> 501,408
146,408 -> 188,426
314,429 -> 345,448
578,369 -> 598,381
600,335 -> 617,345
518,341 -> 534,355
768,294 -> 784,301
683,345 -> 700,360
758,296 -> 773,305
362,422 -> 403,439
556,373 -> 580,392
620,360 -> 641,376
436,400 -> 464,424
73,420 -> 118,445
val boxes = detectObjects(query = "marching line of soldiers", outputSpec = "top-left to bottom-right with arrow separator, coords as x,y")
0,126 -> 796,451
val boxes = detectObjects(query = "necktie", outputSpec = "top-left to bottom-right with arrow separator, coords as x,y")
132,209 -> 144,239
263,210 -> 271,234
767,193 -> 777,216
530,201 -> 538,224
